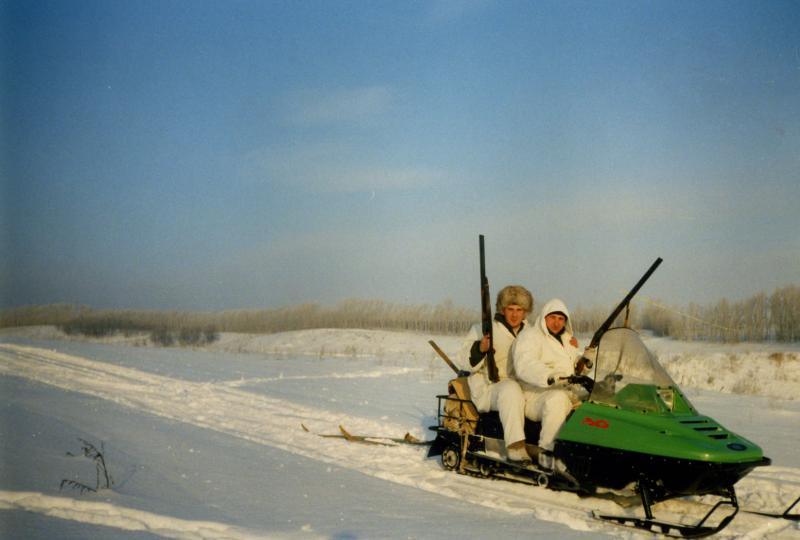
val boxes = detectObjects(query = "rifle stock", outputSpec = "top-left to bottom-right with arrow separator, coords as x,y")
479,235 -> 500,382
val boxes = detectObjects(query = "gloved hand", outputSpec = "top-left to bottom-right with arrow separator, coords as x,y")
575,346 -> 597,373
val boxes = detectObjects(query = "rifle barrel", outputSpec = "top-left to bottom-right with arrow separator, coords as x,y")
590,257 -> 663,347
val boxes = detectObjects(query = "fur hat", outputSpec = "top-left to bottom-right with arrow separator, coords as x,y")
495,285 -> 533,313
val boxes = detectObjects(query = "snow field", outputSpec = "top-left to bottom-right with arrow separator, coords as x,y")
1,328 -> 799,539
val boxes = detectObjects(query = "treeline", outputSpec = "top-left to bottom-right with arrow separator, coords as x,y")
0,305 -> 221,346
637,285 -> 800,343
0,299 -> 479,339
61,316 -> 220,347
212,299 -> 478,334
1,286 -> 799,343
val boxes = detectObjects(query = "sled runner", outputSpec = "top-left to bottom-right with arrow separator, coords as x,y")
301,423 -> 431,447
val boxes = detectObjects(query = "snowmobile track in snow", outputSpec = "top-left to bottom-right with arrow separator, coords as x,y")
2,343 -> 798,538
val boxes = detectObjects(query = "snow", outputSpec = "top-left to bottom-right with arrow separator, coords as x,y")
1,326 -> 799,539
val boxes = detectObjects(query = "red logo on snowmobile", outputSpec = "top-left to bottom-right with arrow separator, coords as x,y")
581,416 -> 609,429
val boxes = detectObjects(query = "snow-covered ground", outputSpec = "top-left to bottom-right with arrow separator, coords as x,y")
1,326 -> 798,539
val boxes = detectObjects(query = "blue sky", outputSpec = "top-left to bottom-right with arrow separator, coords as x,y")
3,0 -> 799,312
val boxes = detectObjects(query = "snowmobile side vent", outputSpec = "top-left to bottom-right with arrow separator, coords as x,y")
697,428 -> 729,438
679,419 -> 731,439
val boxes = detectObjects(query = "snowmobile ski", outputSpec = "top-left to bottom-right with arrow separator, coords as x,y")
592,508 -> 738,539
301,424 -> 432,446
592,484 -> 739,538
743,494 -> 800,521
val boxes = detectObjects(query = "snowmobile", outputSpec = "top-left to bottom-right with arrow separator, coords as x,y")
427,255 -> 784,538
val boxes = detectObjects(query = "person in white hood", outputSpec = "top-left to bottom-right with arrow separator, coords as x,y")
458,285 -> 533,462
511,298 -> 583,469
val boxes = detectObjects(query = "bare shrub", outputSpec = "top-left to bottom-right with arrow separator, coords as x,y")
60,438 -> 113,494
769,352 -> 785,367
731,377 -> 761,396
150,327 -> 174,346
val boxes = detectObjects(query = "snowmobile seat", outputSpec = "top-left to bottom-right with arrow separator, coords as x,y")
435,378 -> 543,445
477,411 -> 503,438
476,411 -> 542,443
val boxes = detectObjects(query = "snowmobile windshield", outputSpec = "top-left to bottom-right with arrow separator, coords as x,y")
589,328 -> 681,413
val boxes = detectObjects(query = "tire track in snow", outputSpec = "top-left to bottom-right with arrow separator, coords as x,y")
219,366 -> 425,388
1,343 -> 796,538
0,490 -> 319,540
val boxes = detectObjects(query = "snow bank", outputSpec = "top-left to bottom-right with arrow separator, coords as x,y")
645,337 -> 800,401
207,328 -> 463,360
2,326 -> 798,400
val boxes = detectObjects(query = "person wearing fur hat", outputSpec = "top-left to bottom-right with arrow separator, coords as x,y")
511,298 -> 584,472
457,285 -> 533,463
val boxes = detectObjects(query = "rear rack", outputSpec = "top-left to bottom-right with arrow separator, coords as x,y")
434,394 -> 479,434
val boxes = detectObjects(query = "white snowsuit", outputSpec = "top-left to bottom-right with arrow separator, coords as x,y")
458,316 -> 527,448
511,298 -> 580,451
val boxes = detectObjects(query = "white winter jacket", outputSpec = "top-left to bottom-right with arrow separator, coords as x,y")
458,316 -> 527,411
511,298 -> 580,389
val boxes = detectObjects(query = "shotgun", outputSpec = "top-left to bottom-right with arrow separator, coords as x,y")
479,235 -> 500,382
575,257 -> 663,374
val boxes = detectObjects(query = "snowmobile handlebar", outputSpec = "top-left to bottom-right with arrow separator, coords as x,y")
556,374 -> 595,393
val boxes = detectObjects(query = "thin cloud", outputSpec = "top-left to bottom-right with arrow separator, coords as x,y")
284,85 -> 393,125
243,142 -> 444,193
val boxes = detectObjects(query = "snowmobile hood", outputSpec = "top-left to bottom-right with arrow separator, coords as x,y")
558,328 -> 767,465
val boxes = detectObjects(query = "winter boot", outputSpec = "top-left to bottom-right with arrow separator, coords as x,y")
506,441 -> 532,464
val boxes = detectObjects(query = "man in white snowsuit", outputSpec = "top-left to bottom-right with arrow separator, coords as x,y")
511,298 -> 584,469
458,285 -> 532,462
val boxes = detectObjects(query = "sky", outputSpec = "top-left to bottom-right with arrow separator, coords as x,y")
2,0 -> 799,313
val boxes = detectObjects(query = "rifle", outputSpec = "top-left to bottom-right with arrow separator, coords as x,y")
428,340 -> 460,375
479,235 -> 500,382
575,257 -> 663,374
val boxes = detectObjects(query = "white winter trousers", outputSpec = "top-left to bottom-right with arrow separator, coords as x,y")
521,388 -> 573,451
484,378 -> 526,447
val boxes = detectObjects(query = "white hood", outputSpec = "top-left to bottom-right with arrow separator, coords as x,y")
536,298 -> 574,337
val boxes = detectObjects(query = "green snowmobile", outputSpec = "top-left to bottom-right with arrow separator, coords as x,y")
428,256 -> 794,537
